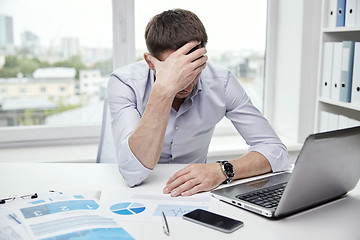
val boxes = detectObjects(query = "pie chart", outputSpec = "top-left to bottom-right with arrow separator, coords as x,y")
110,202 -> 146,215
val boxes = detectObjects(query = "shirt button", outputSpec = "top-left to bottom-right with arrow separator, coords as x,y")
175,126 -> 179,130
174,144 -> 177,148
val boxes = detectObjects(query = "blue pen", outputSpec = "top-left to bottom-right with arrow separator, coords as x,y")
8,213 -> 21,224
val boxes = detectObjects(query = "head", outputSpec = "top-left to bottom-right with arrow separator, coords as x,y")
145,8 -> 208,59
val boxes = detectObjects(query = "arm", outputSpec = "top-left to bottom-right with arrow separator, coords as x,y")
164,70 -> 289,196
164,152 -> 271,197
129,41 -> 208,170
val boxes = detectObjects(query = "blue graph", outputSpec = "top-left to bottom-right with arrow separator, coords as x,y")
110,202 -> 146,215
20,200 -> 99,219
40,227 -> 134,240
153,204 -> 207,217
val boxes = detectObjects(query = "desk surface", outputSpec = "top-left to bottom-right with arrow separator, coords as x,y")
1,162 -> 359,240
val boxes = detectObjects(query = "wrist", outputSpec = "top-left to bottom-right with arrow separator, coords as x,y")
152,81 -> 177,100
216,161 -> 235,184
217,162 -> 227,183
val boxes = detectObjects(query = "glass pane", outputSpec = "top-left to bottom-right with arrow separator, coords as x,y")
0,0 -> 112,127
135,0 -> 267,112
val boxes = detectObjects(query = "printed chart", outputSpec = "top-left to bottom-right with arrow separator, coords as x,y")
104,192 -> 219,222
153,204 -> 207,217
20,200 -> 99,219
40,227 -> 134,240
110,202 -> 146,215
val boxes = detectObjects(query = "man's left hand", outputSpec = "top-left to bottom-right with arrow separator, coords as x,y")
163,163 -> 226,197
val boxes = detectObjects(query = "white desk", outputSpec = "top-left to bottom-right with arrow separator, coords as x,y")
1,162 -> 359,240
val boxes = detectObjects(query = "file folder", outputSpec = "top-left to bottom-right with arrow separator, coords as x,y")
328,112 -> 340,131
345,0 -> 357,27
320,111 -> 329,132
339,41 -> 355,102
339,115 -> 350,129
328,0 -> 338,28
351,42 -> 360,106
336,0 -> 346,27
348,118 -> 360,127
338,115 -> 360,128
331,42 -> 343,100
357,0 -> 360,27
321,42 -> 334,99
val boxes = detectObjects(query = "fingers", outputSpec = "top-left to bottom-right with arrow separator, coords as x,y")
178,41 -> 202,55
163,167 -> 190,195
165,174 -> 202,197
176,41 -> 207,65
191,54 -> 208,71
163,164 -> 221,197
187,47 -> 207,63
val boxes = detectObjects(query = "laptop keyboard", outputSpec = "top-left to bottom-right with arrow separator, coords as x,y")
235,183 -> 287,208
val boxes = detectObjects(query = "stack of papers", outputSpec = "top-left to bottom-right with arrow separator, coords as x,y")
0,190 -> 219,239
0,191 -> 134,240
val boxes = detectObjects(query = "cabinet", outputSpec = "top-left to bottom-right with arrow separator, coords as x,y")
315,0 -> 360,132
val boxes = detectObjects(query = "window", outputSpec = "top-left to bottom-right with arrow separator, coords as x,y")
0,0 -> 112,128
58,86 -> 66,93
18,87 -> 26,94
0,0 -> 267,146
40,87 -> 46,93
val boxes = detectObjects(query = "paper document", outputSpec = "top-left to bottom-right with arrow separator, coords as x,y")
101,191 -> 219,223
1,191 -> 134,240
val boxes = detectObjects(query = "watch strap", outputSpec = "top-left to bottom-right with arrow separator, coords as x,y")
217,160 -> 235,184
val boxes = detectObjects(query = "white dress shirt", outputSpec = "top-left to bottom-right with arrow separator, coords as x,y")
107,60 -> 290,187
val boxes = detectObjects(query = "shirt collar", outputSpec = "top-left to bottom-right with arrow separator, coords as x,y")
189,76 -> 203,100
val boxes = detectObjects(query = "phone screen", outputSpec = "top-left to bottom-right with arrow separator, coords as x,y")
183,209 -> 244,233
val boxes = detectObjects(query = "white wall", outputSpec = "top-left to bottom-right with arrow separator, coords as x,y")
266,0 -> 321,143
273,0 -> 303,140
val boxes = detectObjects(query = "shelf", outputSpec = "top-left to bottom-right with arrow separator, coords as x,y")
322,27 -> 360,33
321,29 -> 360,42
318,97 -> 360,111
315,0 -> 360,131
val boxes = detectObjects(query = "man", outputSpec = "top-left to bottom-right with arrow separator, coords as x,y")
107,9 -> 290,197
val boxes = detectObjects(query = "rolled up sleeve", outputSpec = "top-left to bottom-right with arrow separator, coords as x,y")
107,73 -> 153,187
249,143 -> 290,172
118,136 -> 152,187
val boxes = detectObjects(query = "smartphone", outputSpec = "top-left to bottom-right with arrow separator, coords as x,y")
182,209 -> 244,233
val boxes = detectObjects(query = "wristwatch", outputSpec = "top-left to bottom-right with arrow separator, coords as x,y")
217,161 -> 235,184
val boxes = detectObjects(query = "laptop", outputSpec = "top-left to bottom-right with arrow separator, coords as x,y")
211,126 -> 360,218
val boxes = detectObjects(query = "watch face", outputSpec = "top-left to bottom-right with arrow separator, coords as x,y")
224,162 -> 235,178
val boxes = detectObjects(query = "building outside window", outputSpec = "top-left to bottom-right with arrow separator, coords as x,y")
0,0 -> 112,127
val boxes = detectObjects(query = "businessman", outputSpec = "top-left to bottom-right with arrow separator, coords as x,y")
107,9 -> 290,197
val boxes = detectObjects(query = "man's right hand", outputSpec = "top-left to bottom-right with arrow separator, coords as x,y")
145,41 -> 208,97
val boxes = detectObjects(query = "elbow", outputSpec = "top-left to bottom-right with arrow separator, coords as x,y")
116,137 -> 153,187
118,166 -> 145,187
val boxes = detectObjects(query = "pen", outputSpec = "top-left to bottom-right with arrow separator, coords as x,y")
8,213 -> 21,224
162,211 -> 170,236
0,193 -> 38,204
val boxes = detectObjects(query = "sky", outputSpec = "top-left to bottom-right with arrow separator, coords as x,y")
0,0 -> 267,52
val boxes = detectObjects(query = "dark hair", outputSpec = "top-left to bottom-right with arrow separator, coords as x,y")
145,9 -> 208,58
